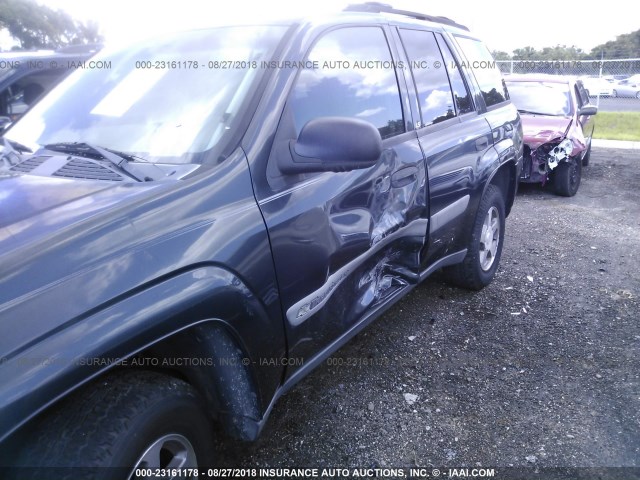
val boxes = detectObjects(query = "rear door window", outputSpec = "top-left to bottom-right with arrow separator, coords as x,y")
399,29 -> 455,126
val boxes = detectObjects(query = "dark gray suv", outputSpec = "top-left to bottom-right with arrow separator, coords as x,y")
0,3 -> 522,477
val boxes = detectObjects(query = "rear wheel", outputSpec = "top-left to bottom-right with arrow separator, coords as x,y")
612,89 -> 618,97
443,185 -> 505,290
554,156 -> 582,197
12,371 -> 215,480
636,91 -> 640,99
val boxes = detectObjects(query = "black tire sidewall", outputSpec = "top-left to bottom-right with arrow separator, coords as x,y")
11,372 -> 216,480
442,184 -> 506,290
554,157 -> 581,196
109,393 -> 215,472
471,186 -> 506,285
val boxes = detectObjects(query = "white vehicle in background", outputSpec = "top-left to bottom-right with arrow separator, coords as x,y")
580,75 -> 613,97
612,75 -> 640,98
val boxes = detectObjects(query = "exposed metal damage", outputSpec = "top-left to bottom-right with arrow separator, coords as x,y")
521,118 -> 586,184
547,138 -> 574,171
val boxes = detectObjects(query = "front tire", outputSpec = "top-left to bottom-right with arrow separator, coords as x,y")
612,89 -> 618,98
12,371 -> 215,480
554,157 -> 582,197
443,184 -> 505,290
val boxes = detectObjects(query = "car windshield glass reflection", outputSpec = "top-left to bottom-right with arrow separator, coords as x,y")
5,26 -> 287,164
506,82 -> 571,116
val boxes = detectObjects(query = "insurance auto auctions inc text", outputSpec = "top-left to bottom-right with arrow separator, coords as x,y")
246,467 -> 495,478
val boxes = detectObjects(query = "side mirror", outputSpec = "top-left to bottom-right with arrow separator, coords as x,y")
279,117 -> 382,174
578,106 -> 597,116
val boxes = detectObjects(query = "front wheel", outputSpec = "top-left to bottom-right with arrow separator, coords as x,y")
12,371 -> 215,480
612,89 -> 618,97
443,184 -> 505,290
554,157 -> 582,197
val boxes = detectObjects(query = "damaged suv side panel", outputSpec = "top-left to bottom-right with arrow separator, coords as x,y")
0,5 -> 522,474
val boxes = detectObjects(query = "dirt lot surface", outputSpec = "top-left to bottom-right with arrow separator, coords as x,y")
219,148 -> 640,474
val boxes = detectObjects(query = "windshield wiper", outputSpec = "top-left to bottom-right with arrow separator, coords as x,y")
1,137 -> 32,168
517,109 -> 550,116
4,138 -> 33,154
43,142 -> 164,182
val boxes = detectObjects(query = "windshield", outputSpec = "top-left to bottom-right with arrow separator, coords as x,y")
4,26 -> 287,164
505,81 -> 572,117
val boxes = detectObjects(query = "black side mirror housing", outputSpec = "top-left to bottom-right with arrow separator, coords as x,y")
578,106 -> 597,116
279,117 -> 382,174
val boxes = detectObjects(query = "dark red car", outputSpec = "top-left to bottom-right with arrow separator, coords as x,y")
505,74 -> 597,196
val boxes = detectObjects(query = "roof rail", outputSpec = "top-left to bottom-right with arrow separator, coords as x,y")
344,2 -> 469,31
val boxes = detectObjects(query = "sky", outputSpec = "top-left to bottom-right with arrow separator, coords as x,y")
5,0 -> 640,54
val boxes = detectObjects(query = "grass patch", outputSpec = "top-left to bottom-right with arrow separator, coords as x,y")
592,111 -> 640,141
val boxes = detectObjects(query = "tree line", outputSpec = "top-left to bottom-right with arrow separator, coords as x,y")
1,0 -> 638,58
493,29 -> 640,60
0,0 -> 101,50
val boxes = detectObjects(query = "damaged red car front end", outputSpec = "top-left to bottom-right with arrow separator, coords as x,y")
505,74 -> 596,196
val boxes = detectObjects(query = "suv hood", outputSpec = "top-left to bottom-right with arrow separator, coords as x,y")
521,115 -> 572,149
0,171 -> 163,254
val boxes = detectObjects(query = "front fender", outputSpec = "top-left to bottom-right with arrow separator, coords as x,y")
0,265 -> 284,443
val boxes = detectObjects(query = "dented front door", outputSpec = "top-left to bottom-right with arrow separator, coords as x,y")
257,26 -> 427,376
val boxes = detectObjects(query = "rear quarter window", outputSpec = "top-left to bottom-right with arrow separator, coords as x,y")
454,36 -> 509,108
435,34 -> 474,115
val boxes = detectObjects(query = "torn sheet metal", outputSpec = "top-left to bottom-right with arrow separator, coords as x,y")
521,117 -> 587,183
547,138 -> 574,170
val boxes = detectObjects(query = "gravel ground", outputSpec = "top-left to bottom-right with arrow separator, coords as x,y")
218,148 -> 640,473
